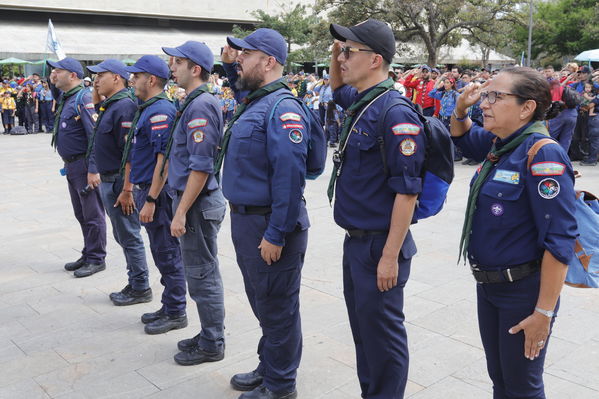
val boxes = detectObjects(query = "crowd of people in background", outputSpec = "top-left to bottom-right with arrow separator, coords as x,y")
2,60 -> 598,165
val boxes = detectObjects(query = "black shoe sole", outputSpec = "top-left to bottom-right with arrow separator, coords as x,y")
174,351 -> 224,366
144,319 -> 188,335
73,265 -> 106,278
230,379 -> 263,392
111,295 -> 153,306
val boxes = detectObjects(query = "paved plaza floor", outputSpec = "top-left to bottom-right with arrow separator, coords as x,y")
1,133 -> 598,399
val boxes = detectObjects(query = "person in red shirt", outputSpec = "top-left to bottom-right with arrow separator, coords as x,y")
403,65 -> 436,115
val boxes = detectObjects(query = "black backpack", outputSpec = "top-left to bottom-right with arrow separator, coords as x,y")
376,94 -> 455,220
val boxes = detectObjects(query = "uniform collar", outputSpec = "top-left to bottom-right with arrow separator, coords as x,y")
496,121 -> 534,149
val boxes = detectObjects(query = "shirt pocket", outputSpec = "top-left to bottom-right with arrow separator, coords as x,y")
346,130 -> 378,174
480,181 -> 526,228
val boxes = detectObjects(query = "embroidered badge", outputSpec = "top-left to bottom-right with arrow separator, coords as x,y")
530,162 -> 566,176
538,178 -> 560,199
399,138 -> 417,156
491,203 -> 504,216
289,129 -> 303,144
121,121 -> 132,129
61,121 -> 67,128
192,130 -> 204,143
282,123 -> 304,130
493,169 -> 520,185
392,123 -> 420,136
280,112 -> 301,122
84,103 -> 95,110
150,114 -> 168,123
188,118 -> 208,129
151,124 -> 169,131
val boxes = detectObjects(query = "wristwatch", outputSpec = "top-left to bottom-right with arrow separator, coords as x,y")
534,307 -> 555,318
145,195 -> 157,204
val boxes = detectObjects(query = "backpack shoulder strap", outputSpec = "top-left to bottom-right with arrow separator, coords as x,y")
526,138 -> 558,169
74,88 -> 87,117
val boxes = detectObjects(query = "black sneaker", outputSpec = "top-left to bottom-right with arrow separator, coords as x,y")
238,385 -> 297,399
111,287 -> 152,306
231,369 -> 264,392
64,257 -> 85,271
177,333 -> 201,352
141,307 -> 167,324
109,284 -> 132,301
144,314 -> 188,335
174,346 -> 224,366
73,261 -> 106,278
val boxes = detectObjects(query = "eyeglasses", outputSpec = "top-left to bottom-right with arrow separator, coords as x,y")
339,46 -> 375,59
480,91 -> 528,104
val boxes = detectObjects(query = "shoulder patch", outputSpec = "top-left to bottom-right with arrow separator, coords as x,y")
289,129 -> 303,144
151,124 -> 169,131
150,114 -> 168,123
530,162 -> 566,176
280,112 -> 301,122
121,121 -> 132,129
399,138 -> 417,156
282,123 -> 304,130
538,178 -> 560,199
392,123 -> 420,136
84,103 -> 95,110
188,118 -> 208,129
192,130 -> 204,143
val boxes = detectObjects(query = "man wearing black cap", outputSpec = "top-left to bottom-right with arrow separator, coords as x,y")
48,57 -> 107,278
216,27 -> 311,399
86,59 -> 151,305
121,55 -> 188,335
328,19 -> 426,398
161,41 -> 227,366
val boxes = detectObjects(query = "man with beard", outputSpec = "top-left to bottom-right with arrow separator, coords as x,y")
86,59 -> 151,305
215,28 -> 310,399
48,57 -> 107,277
161,41 -> 227,365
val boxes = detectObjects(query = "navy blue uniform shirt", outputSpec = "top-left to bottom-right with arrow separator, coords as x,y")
56,88 -> 98,173
222,81 -> 309,247
129,97 -> 176,184
92,89 -> 137,174
454,123 -> 577,267
168,86 -> 223,192
333,84 -> 426,232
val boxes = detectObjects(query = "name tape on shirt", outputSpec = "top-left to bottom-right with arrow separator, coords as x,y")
192,130 -> 204,143
280,112 -> 301,122
538,178 -> 560,199
399,138 -> 417,156
392,123 -> 420,136
151,124 -> 169,131
283,123 -> 304,130
188,118 -> 208,129
530,162 -> 566,176
150,114 -> 168,124
493,169 -> 520,185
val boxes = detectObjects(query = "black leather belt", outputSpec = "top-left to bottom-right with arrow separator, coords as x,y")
471,260 -> 541,284
345,229 -> 388,238
175,189 -> 214,197
62,153 -> 85,163
230,204 -> 272,215
134,182 -> 152,190
100,171 -> 120,183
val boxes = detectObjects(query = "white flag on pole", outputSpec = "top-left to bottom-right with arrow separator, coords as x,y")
46,19 -> 66,60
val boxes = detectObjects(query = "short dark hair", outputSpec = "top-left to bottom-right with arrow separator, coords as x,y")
503,67 -> 552,121
185,60 -> 211,82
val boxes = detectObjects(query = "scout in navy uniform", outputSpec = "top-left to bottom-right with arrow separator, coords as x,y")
451,68 -> 577,399
86,59 -> 152,305
161,41 -> 227,365
215,29 -> 310,399
48,57 -> 107,278
327,20 -> 426,399
122,56 -> 188,334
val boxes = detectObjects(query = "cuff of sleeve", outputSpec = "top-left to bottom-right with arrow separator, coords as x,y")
264,225 -> 286,247
546,245 -> 574,266
189,154 -> 214,174
387,175 -> 422,195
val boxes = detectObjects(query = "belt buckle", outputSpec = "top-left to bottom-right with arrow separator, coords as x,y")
504,268 -> 514,282
345,229 -> 351,238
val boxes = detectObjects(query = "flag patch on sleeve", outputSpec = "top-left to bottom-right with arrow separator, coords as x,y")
121,121 -> 132,129
530,162 -> 566,176
188,118 -> 208,129
392,123 -> 420,135
280,112 -> 301,122
150,114 -> 168,123
151,124 -> 169,131
282,123 -> 304,130
84,103 -> 95,110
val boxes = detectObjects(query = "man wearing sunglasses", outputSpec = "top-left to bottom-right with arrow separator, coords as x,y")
328,19 -> 426,399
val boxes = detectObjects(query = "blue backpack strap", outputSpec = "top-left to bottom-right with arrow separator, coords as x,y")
73,88 -> 87,117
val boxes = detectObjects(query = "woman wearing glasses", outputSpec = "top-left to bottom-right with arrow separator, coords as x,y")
450,67 -> 577,399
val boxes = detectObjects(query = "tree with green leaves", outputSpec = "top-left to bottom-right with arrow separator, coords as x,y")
315,0 -> 523,66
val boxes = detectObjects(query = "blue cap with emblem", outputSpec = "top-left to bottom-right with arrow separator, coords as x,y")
47,57 -> 84,79
162,41 -> 214,74
125,55 -> 170,80
87,59 -> 130,80
227,28 -> 287,66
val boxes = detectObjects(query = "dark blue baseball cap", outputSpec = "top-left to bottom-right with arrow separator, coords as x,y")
125,55 -> 170,80
330,19 -> 396,64
227,28 -> 287,65
87,59 -> 130,80
162,41 -> 214,73
47,57 -> 84,79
